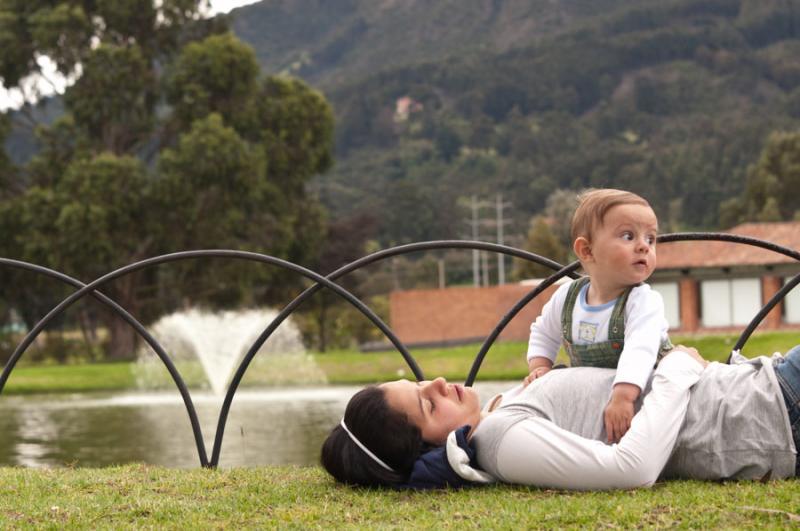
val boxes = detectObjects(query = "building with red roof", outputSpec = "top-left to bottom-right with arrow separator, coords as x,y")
650,221 -> 800,333
388,222 -> 800,348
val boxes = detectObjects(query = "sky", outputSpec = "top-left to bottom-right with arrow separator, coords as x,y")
0,0 -> 261,112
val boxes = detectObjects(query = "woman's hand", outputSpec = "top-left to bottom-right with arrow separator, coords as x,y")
669,345 -> 708,368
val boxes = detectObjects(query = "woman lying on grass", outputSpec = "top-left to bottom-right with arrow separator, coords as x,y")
321,345 -> 800,490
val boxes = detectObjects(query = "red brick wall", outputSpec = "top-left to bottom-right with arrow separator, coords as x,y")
389,283 -> 560,345
678,278 -> 699,333
762,275 -> 783,329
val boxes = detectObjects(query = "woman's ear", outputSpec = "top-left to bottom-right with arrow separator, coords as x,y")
573,236 -> 593,262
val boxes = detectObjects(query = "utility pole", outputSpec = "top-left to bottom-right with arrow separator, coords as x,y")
495,193 -> 512,285
464,194 -> 512,287
472,196 -> 480,287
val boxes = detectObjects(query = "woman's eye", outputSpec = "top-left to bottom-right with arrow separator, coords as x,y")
429,400 -> 435,413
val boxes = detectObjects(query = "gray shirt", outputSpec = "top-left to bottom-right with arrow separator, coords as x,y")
472,353 -> 795,488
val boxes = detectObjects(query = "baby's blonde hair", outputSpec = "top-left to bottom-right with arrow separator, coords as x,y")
570,189 -> 652,242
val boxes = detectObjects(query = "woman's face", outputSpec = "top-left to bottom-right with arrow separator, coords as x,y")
381,377 -> 481,446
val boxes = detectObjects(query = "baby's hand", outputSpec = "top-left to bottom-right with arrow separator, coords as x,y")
522,366 -> 551,387
604,383 -> 639,443
604,398 -> 633,443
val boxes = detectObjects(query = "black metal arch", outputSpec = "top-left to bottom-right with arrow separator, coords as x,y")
210,240 -> 579,466
0,257 -> 210,465
465,232 -> 800,384
0,250 -> 428,467
657,232 -> 800,356
1,232 -> 799,468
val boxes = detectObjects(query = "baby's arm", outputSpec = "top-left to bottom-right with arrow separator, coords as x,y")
606,287 -> 669,441
525,283 -> 570,386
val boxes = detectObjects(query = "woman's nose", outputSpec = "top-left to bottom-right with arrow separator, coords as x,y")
427,377 -> 448,395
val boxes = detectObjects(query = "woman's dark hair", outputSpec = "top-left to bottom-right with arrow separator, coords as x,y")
321,385 -> 426,487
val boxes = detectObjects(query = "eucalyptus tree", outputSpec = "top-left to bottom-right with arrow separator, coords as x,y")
0,1 -> 334,359
719,131 -> 800,226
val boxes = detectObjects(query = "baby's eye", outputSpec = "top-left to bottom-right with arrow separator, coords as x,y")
621,232 -> 634,241
646,235 -> 656,245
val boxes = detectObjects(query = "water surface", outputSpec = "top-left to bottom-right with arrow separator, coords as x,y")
0,382 -> 512,468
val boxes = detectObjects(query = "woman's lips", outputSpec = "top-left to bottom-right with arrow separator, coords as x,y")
454,384 -> 463,401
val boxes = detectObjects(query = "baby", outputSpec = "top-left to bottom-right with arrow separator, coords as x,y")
525,189 -> 671,443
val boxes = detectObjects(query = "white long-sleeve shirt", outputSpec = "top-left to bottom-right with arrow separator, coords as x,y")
526,280 -> 670,391
473,351 -> 704,490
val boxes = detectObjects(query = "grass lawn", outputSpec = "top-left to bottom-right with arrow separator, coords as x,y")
0,465 -> 798,528
3,330 -> 800,393
3,333 -> 800,528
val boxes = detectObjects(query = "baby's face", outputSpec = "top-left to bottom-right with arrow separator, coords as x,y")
584,203 -> 658,289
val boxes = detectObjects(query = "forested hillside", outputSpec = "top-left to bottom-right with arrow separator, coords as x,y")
233,0 -> 800,244
7,0 -> 800,245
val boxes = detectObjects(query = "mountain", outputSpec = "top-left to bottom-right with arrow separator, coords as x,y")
231,0 -> 639,88
7,0 -> 800,248
230,0 -> 800,245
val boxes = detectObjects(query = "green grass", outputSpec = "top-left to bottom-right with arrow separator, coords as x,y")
2,361 -> 137,394
3,335 -> 800,527
3,330 -> 800,394
0,465 -> 798,528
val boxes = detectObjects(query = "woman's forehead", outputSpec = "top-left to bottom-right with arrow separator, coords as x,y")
381,380 -> 422,419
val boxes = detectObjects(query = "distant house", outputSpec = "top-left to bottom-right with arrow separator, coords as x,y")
388,222 -> 800,347
650,221 -> 800,333
394,96 -> 423,122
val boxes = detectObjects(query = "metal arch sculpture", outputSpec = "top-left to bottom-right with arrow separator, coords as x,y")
0,257 -> 210,464
209,240 -> 578,466
0,250 -> 426,467
1,232 -> 800,468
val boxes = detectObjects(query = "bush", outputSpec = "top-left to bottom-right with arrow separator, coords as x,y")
0,330 -> 107,366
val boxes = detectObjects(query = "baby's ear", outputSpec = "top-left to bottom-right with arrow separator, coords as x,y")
573,236 -> 593,261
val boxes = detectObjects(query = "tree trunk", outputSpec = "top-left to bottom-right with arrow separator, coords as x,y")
103,276 -> 140,361
105,312 -> 139,360
317,300 -> 328,353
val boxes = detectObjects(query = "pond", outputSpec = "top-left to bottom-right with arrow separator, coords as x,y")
0,382 -> 512,468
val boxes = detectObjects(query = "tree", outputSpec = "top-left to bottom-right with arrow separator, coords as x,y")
300,212 -> 378,352
721,131 -> 800,225
544,188 -> 581,252
513,216 -> 569,280
0,114 -> 13,194
0,3 -> 334,360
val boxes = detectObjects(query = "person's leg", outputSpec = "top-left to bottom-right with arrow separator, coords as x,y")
773,345 -> 800,476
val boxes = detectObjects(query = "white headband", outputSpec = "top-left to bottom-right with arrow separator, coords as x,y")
340,418 -> 395,472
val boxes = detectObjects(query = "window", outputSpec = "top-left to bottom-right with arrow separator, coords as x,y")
700,278 -> 761,327
784,278 -> 800,324
649,282 -> 680,329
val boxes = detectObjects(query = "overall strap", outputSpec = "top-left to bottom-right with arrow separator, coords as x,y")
561,277 -> 590,343
607,284 -> 634,344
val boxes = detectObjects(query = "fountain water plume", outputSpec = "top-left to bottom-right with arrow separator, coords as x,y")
134,308 -> 325,393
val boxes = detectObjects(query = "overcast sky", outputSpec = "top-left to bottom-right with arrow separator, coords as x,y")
0,0 -> 262,111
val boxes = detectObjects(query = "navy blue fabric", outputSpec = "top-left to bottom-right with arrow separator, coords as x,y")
400,425 -> 484,489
